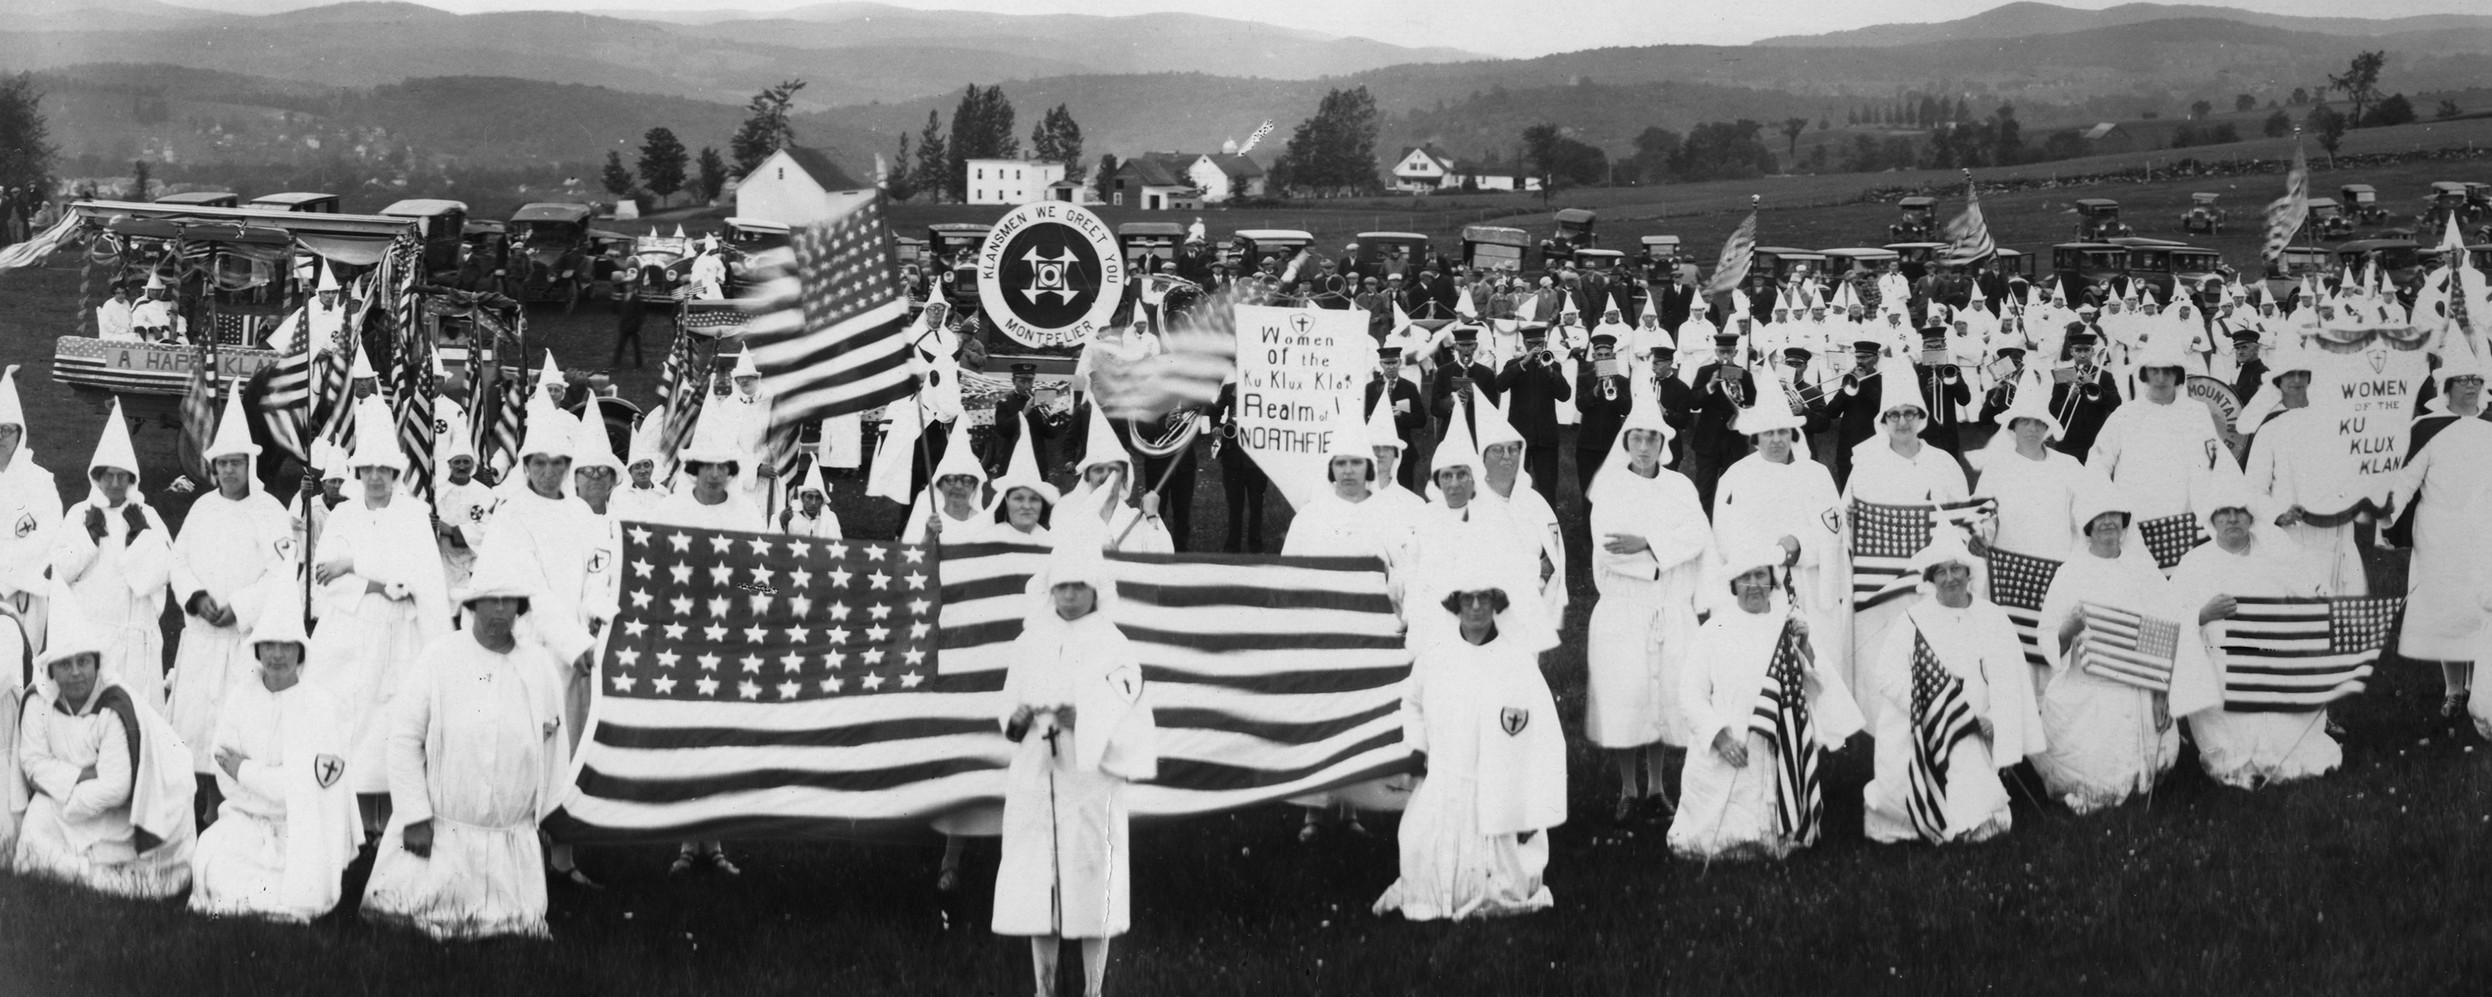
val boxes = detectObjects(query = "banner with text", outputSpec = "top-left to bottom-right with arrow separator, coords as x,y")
1231,304 -> 1373,510
2305,338 -> 2429,506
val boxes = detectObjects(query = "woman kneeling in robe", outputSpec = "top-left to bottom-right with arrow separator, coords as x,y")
993,548 -> 1160,997
2171,482 -> 2340,789
1668,545 -> 1863,861
189,607 -> 360,921
1373,564 -> 1566,920
1862,534 -> 2046,845
11,631 -> 195,899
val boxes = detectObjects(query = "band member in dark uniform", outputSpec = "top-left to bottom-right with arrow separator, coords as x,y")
1490,322 -> 1572,506
1213,379 -> 1267,553
1682,329 -> 1756,509
1822,337 -> 1891,488
1366,346 -> 1428,491
2049,326 -> 2123,459
1574,329 -> 1634,495
1651,339 -> 1697,469
2227,328 -> 2268,407
1429,324 -> 1500,443
1911,324 -> 1974,457
985,363 -> 1042,475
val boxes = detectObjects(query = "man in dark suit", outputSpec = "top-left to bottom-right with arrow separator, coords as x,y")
1651,340 -> 1697,469
1782,348 -> 1834,438
1683,329 -> 1757,509
1313,258 -> 1350,309
1574,329 -> 1634,495
1821,337 -> 1892,488
984,362 -> 1040,475
1653,269 -> 1699,334
1491,322 -> 1571,505
1429,324 -> 1501,439
1910,324 -> 1975,457
1366,346 -> 1429,491
1213,380 -> 1267,553
2226,327 -> 2268,406
2050,326 -> 2123,458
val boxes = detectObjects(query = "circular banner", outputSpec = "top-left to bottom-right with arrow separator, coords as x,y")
976,202 -> 1127,349
2184,374 -> 2248,463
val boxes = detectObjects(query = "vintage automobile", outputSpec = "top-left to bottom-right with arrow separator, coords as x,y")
1461,224 -> 1530,273
2259,245 -> 2336,307
1884,241 -> 1949,282
2333,238 -> 2422,290
1117,222 -> 1187,272
453,217 -> 512,295
2180,193 -> 2227,235
1817,247 -> 1900,281
1541,208 -> 1597,257
1230,229 -> 1315,273
2051,242 -> 2131,301
2073,198 -> 2131,240
1571,248 -> 1625,273
379,198 -> 471,284
2340,184 -> 2387,226
2301,197 -> 2353,241
615,231 -> 695,304
2420,181 -> 2473,232
507,202 -> 599,311
1352,231 -> 1431,278
2470,243 -> 2492,274
1991,248 -> 2035,281
1754,247 -> 1828,283
1637,234 -> 1684,277
925,222 -> 994,315
154,191 -> 242,209
723,217 -> 792,254
1890,196 -> 1937,241
248,192 -> 340,214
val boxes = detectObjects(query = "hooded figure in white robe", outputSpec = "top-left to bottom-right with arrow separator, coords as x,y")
170,384 -> 299,780
0,364 -> 60,653
2384,348 -> 2492,735
1408,398 -> 1542,646
901,418 -> 987,543
992,547 -> 1159,997
360,555 -> 570,941
2239,339 -> 2362,594
1668,545 -> 1864,861
653,420 -> 768,532
2168,482 -> 2339,789
1843,356 -> 1971,506
2032,485 -> 2221,814
1583,380 -> 1712,763
431,401 -> 495,593
1862,534 -> 2046,845
1968,368 -> 2103,558
1472,388 -> 1567,623
308,430 -> 451,800
1372,563 -> 1565,921
11,632 -> 196,898
49,401 -> 174,715
188,608 -> 360,922
1712,375 -> 1845,669
973,428 -> 1061,547
1053,402 -> 1174,556
2085,333 -> 2238,525
484,407 -> 603,673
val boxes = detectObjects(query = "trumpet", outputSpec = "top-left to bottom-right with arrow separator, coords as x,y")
1719,373 -> 1746,406
1600,375 -> 1620,402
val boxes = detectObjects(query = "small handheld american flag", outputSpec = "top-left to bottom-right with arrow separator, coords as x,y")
1984,547 -> 2064,671
2219,596 -> 2401,711
2077,601 -> 2183,692
1849,498 -> 1998,610
1905,631 -> 1981,843
2137,512 -> 2206,571
1749,619 -> 1823,845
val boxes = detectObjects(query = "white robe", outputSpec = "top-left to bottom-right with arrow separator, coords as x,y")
13,681 -> 195,898
1968,446 -> 2100,559
2242,407 -> 2362,594
431,477 -> 496,593
783,507 -> 845,540
1668,605 -> 1863,860
1372,624 -> 1565,921
1862,599 -> 2046,845
361,632 -> 568,941
1405,501 -> 1540,647
2087,395 -> 2237,522
308,496 -> 451,794
650,490 -> 766,533
1583,462 -> 1712,749
0,455 -> 63,646
2031,549 -> 2219,814
482,487 -> 603,666
95,299 -> 137,341
168,489 -> 297,773
48,497 -> 173,713
2169,539 -> 2338,789
1713,451 -> 1846,654
188,678 -> 359,921
2389,418 -> 2492,663
900,494 -> 981,545
1844,440 -> 1970,506
1481,478 -> 1568,623
991,609 -> 1158,939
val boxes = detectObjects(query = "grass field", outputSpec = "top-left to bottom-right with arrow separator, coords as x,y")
5,156 -> 2492,994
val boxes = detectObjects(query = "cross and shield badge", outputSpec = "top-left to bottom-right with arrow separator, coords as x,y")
1104,664 -> 1143,704
1500,707 -> 1529,737
313,754 -> 344,789
589,548 -> 613,574
15,512 -> 37,538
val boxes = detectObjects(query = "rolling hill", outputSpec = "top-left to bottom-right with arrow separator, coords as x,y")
1758,2 -> 2492,48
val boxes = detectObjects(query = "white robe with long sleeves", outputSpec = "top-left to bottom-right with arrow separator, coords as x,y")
307,496 -> 450,794
1713,452 -> 1846,658
650,490 -> 766,533
1481,478 -> 1567,623
991,608 -> 1158,939
1583,463 -> 1712,749
188,678 -> 360,921
168,489 -> 297,773
1372,624 -> 1566,921
2241,407 -> 2361,594
1668,604 -> 1862,860
1862,599 -> 2046,845
2387,418 -> 2492,664
2087,395 -> 2237,522
482,487 -> 602,667
2170,538 -> 2341,788
13,681 -> 195,898
361,632 -> 569,941
48,497 -> 173,712
1968,446 -> 2101,559
0,455 -> 62,647
2031,549 -> 2220,814
1844,441 -> 1970,506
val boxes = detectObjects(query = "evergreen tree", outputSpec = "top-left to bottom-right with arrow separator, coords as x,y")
1095,153 -> 1120,202
636,127 -> 689,202
1268,86 -> 1381,196
945,84 -> 1019,201
914,110 -> 949,203
600,150 -> 635,197
1029,104 -> 1085,182
694,146 -> 728,203
884,134 -> 917,202
729,80 -> 807,175
0,74 -> 58,211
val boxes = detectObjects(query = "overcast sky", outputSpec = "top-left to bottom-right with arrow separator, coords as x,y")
359,0 -> 2484,56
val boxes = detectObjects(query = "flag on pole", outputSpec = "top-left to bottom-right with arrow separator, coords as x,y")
246,352 -> 310,464
1238,119 -> 1276,154
1905,630 -> 1981,843
2262,133 -> 2311,261
2218,596 -> 2401,711
0,211 -> 80,270
1983,547 -> 2064,670
1750,619 -> 1823,845
2077,602 -> 2184,692
1943,170 -> 1995,264
652,332 -> 710,485
1706,196 -> 1761,297
1848,498 -> 1999,610
178,343 -> 217,481
549,535 -> 1414,842
740,190 -> 920,430
1092,291 -> 1239,420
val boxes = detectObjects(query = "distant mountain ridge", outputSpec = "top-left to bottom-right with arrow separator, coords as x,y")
1757,2 -> 2492,48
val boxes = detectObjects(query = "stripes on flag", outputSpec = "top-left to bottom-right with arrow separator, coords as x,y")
246,354 -> 309,464
1749,619 -> 1823,845
1905,630 -> 1981,844
2219,596 -> 2401,712
1093,291 -> 1240,421
178,342 -> 217,481
682,300 -> 746,335
1943,171 -> 1996,265
1849,498 -> 1998,611
1984,546 -> 2064,671
2078,601 -> 2183,692
740,190 -> 921,429
2262,135 -> 2311,261
1706,203 -> 1759,298
652,331 -> 709,486
0,211 -> 81,270
2137,512 -> 2205,570
552,532 -> 1415,843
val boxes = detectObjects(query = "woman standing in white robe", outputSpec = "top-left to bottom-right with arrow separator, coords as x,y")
1373,567 -> 1566,921
2032,486 -> 2221,814
1669,547 -> 1864,861
1712,382 -> 1845,671
189,608 -> 360,922
2170,485 -> 2338,788
1862,535 -> 2046,845
903,419 -> 989,543
935,433 -> 1059,892
1473,390 -> 1567,624
170,397 -> 299,814
308,432 -> 450,837
361,556 -> 570,941
1408,401 -> 1543,647
992,548 -> 1159,997
2384,352 -> 2492,731
1583,391 -> 1712,820
0,364 -> 61,655
1053,404 -> 1175,556
1843,361 -> 1971,506
1967,369 -> 2102,558
12,635 -> 195,899
47,401 -> 173,714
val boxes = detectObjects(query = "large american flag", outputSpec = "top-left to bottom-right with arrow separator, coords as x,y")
551,533 -> 1414,842
244,352 -> 310,464
1905,630 -> 1980,843
1748,620 -> 1823,846
2137,512 -> 2206,570
2219,596 -> 2401,711
1705,200 -> 1759,298
1984,546 -> 2064,671
2077,601 -> 2183,692
1943,170 -> 1996,265
740,190 -> 921,430
1849,498 -> 1998,611
1093,291 -> 1240,420
2262,134 -> 2311,261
